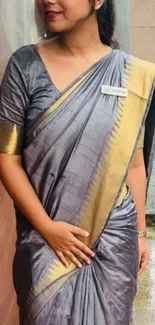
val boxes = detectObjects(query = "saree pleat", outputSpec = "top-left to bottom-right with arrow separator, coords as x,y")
22,191 -> 138,325
0,46 -> 155,324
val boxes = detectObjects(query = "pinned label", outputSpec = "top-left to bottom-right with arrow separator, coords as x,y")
101,85 -> 128,97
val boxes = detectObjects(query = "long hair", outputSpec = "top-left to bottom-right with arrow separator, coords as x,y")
96,0 -> 119,49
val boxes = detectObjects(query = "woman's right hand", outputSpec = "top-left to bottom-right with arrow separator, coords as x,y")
44,221 -> 95,269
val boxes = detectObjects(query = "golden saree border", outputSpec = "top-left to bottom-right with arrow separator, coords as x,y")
31,268 -> 77,320
116,125 -> 145,207
76,57 -> 155,248
31,259 -> 77,299
136,126 -> 145,149
0,121 -> 23,155
27,71 -> 91,137
26,258 -> 78,321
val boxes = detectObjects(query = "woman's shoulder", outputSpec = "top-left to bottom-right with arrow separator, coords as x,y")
11,44 -> 38,67
116,50 -> 155,97
4,44 -> 45,83
117,50 -> 155,68
5,44 -> 43,80
127,52 -> 155,78
117,50 -> 155,85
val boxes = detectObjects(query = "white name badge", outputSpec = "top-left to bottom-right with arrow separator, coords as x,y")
101,85 -> 128,97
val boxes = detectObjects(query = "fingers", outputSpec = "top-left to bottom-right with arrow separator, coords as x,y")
138,262 -> 146,277
70,246 -> 91,265
74,237 -> 95,257
64,250 -> 83,268
69,225 -> 89,237
56,250 -> 69,268
138,253 -> 150,276
68,225 -> 94,257
56,244 -> 95,269
56,224 -> 95,269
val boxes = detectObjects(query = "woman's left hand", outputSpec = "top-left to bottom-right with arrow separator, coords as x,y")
138,237 -> 150,276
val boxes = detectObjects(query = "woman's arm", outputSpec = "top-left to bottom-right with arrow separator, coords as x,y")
0,54 -> 94,268
0,153 -> 54,234
0,153 -> 94,268
126,149 -> 146,232
126,149 -> 150,276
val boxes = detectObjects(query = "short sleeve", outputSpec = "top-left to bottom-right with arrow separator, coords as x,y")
137,127 -> 145,149
0,55 -> 29,155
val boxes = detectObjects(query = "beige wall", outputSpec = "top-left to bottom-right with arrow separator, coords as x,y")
131,0 -> 155,63
0,183 -> 19,325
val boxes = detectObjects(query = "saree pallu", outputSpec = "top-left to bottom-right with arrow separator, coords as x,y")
0,47 -> 155,325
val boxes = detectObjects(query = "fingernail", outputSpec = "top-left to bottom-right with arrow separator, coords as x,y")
85,232 -> 89,237
87,259 -> 91,264
78,264 -> 82,268
91,252 -> 95,257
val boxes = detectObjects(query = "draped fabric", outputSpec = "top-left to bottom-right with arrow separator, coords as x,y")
0,3 -> 147,325
0,45 -> 155,324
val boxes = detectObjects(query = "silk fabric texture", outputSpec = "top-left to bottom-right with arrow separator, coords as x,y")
0,46 -> 155,324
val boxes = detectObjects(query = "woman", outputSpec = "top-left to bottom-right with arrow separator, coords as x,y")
0,0 -> 154,324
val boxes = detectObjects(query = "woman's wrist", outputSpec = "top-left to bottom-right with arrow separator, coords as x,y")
137,214 -> 146,234
137,230 -> 147,238
38,217 -> 55,238
30,210 -> 55,238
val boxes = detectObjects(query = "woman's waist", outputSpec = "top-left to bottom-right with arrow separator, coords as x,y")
115,184 -> 128,208
105,187 -> 137,231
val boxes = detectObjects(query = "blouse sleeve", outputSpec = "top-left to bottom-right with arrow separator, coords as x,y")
0,55 -> 29,155
137,127 -> 145,149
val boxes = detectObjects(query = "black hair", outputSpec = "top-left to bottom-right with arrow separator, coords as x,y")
95,0 -> 119,49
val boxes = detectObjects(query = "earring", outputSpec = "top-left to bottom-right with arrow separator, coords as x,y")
44,25 -> 48,39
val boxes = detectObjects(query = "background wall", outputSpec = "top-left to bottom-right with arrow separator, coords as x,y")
130,0 -> 155,215
115,0 -> 130,53
0,185 -> 18,325
131,0 -> 155,63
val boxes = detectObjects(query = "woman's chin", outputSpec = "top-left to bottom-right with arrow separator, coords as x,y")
47,24 -> 63,34
46,21 -> 72,35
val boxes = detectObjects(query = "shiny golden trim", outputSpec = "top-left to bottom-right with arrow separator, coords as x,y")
33,259 -> 77,297
27,71 -> 91,137
116,125 -> 145,206
76,57 -> 155,248
27,262 -> 78,322
137,127 -> 145,149
0,121 -> 23,155
116,184 -> 128,207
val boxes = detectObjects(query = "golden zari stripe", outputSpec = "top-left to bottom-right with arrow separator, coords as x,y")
76,57 -> 155,249
31,260 -> 77,299
27,258 -> 78,316
27,71 -> 91,137
0,121 -> 23,155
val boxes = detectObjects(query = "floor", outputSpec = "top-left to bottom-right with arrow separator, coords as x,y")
133,225 -> 155,324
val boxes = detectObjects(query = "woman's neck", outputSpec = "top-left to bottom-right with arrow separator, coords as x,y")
54,15 -> 108,58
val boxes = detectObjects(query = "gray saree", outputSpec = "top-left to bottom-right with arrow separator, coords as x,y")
0,45 -> 155,325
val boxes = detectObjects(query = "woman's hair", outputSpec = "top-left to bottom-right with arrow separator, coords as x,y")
95,0 -> 119,49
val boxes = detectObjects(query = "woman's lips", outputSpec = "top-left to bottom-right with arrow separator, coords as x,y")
45,11 -> 61,21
